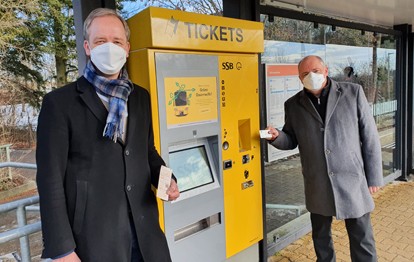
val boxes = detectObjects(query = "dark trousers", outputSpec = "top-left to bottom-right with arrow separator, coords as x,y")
310,212 -> 377,262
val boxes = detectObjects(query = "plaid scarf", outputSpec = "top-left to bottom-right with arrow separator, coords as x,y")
83,61 -> 134,142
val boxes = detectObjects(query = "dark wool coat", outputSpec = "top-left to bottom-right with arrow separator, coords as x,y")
36,77 -> 171,261
271,79 -> 384,219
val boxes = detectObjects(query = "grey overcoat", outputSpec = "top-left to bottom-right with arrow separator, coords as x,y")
271,78 -> 384,219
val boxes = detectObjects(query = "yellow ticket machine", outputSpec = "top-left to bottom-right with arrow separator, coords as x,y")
127,7 -> 263,261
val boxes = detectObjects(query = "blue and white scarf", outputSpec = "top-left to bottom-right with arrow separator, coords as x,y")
83,61 -> 134,142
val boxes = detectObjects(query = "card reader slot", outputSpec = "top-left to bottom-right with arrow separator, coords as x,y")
174,213 -> 221,241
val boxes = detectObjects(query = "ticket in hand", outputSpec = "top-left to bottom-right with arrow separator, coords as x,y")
157,166 -> 172,201
259,130 -> 272,139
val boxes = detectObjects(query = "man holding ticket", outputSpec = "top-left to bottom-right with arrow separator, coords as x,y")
264,55 -> 383,262
36,8 -> 179,262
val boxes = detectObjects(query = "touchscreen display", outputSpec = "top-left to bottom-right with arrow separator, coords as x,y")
169,145 -> 214,192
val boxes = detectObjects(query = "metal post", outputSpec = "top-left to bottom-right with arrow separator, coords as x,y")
5,145 -> 12,180
223,0 -> 260,21
387,53 -> 391,100
17,205 -> 31,262
72,0 -> 117,75
394,24 -> 412,180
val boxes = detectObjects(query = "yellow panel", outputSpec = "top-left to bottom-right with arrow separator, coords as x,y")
127,7 -> 263,53
127,9 -> 153,53
127,50 -> 160,150
128,50 -> 150,90
219,54 -> 263,258
127,49 -> 167,230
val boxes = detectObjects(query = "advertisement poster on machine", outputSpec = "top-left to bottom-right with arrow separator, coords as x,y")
164,76 -> 218,128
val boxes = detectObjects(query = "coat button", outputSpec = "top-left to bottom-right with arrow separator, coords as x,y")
325,149 -> 331,155
126,185 -> 132,191
125,150 -> 130,156
329,172 -> 334,176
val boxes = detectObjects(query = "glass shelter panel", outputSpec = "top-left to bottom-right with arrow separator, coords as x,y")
261,15 -> 397,252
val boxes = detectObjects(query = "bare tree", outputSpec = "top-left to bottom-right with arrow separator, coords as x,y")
0,0 -> 42,148
145,0 -> 223,15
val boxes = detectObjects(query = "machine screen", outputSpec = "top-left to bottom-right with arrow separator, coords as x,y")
169,145 -> 214,192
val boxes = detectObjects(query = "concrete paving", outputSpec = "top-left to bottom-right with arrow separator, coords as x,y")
268,177 -> 414,262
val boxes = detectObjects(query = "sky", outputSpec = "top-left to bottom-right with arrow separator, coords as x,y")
121,1 -> 147,19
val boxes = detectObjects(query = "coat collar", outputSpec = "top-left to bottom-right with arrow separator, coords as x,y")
325,79 -> 342,125
77,76 -> 107,124
124,88 -> 138,146
77,76 -> 138,146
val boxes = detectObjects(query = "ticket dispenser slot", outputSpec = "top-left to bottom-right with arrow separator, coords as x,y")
238,119 -> 251,152
174,213 -> 221,241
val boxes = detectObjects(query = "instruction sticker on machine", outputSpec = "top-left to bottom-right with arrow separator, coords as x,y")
164,77 -> 218,128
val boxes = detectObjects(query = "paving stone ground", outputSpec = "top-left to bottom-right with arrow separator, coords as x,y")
268,178 -> 414,262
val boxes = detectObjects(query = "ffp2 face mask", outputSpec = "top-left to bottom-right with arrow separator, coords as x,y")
302,72 -> 326,91
90,42 -> 127,75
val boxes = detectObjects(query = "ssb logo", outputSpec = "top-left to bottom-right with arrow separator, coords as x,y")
222,62 -> 242,70
222,62 -> 233,70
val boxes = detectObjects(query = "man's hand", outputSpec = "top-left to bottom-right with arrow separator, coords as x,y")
53,252 -> 81,262
265,126 -> 279,141
369,186 -> 381,194
167,179 -> 180,201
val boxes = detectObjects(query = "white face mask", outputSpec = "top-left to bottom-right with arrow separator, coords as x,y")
302,72 -> 326,91
90,42 -> 127,75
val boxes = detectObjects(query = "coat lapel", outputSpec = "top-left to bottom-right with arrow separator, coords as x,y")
299,91 -> 324,124
77,77 -> 107,124
325,81 -> 342,125
125,88 -> 138,146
